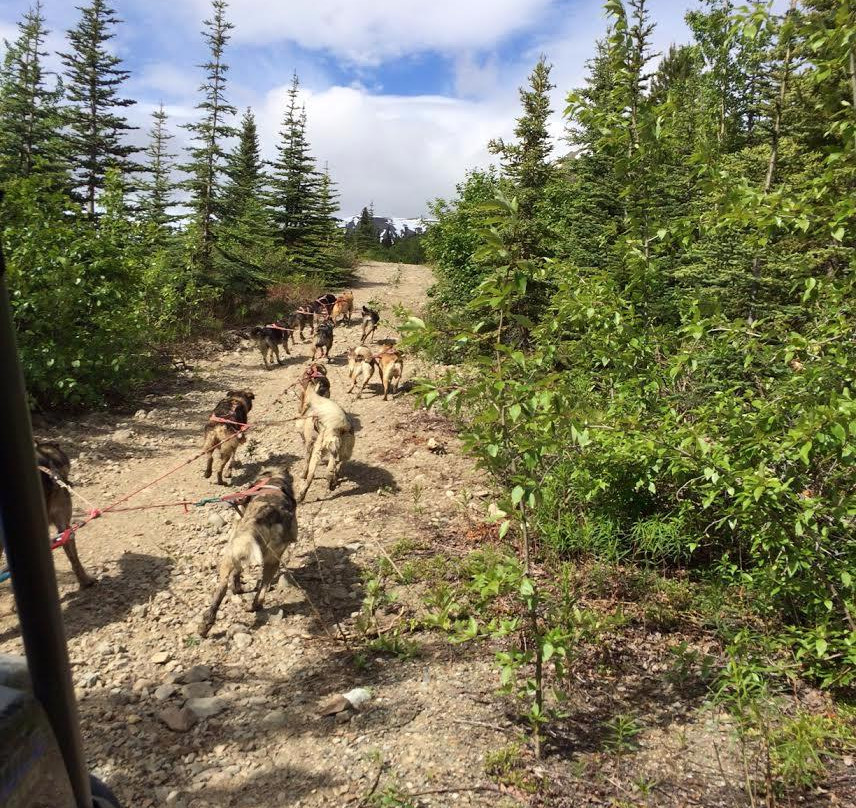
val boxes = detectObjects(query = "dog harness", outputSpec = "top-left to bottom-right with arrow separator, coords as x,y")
208,414 -> 250,431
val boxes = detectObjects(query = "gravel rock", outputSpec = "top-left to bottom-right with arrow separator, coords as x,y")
185,696 -> 227,720
232,632 -> 253,650
150,650 -> 171,665
180,665 -> 212,683
261,709 -> 289,729
157,706 -> 198,733
207,512 -> 226,529
154,684 -> 177,701
180,682 -> 214,700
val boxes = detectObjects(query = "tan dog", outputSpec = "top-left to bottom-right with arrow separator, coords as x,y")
376,346 -> 404,400
3,443 -> 96,588
346,345 -> 375,399
296,381 -> 355,502
202,389 -> 254,485
198,471 -> 298,637
297,363 -> 330,414
330,291 -> 354,325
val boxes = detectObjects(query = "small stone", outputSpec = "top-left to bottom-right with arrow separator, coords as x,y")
185,696 -> 227,720
132,679 -> 153,694
181,682 -> 214,700
154,684 -> 177,701
126,714 -> 142,724
180,665 -> 212,683
158,706 -> 197,733
150,651 -> 171,665
261,709 -> 288,729
133,409 -> 148,420
207,512 -> 226,529
232,632 -> 252,649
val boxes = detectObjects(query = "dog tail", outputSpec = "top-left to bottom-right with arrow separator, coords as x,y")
230,528 -> 264,568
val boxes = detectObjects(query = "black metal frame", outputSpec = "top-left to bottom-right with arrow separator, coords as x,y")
0,213 -> 93,807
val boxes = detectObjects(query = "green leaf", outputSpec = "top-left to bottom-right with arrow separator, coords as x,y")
511,486 -> 524,506
542,641 -> 555,663
815,638 -> 828,658
841,571 -> 852,589
498,520 -> 510,540
831,226 -> 845,242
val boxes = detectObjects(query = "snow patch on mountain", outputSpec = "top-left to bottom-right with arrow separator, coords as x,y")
340,215 -> 433,240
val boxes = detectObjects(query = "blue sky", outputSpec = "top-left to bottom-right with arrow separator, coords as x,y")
0,0 -> 701,216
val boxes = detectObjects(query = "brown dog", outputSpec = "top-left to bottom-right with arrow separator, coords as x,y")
6,443 -> 96,588
376,346 -> 404,400
331,291 -> 354,325
198,471 -> 298,637
202,390 -> 255,485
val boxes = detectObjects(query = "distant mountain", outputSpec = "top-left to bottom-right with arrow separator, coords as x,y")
340,215 -> 432,242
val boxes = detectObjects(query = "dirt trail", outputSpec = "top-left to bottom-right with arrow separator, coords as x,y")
0,262 -> 513,808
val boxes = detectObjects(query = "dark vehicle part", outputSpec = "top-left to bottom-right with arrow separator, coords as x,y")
0,203 -> 120,807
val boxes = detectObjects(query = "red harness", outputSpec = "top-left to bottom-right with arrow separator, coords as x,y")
209,414 -> 250,431
265,323 -> 293,332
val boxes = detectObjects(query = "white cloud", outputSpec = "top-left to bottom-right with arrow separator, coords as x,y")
186,0 -> 557,65
255,83 -> 515,217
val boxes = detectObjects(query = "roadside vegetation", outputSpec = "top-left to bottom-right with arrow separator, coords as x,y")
397,0 -> 856,802
0,0 -> 353,408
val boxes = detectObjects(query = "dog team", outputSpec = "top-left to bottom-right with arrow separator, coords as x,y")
200,290 -> 404,634
20,289 -> 404,638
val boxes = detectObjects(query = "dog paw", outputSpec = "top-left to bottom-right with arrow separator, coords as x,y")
78,576 -> 97,589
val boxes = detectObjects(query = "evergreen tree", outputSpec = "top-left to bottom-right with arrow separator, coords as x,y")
59,0 -> 138,216
353,205 -> 377,251
0,2 -> 64,182
488,56 -> 556,258
138,103 -> 176,238
181,0 -> 237,278
220,107 -> 273,258
303,164 -> 342,268
268,75 -> 321,268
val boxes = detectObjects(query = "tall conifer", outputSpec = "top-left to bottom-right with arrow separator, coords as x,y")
138,103 -> 176,238
0,2 -> 64,182
181,0 -> 237,277
59,0 -> 137,216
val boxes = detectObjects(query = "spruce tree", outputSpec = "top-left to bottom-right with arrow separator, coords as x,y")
59,0 -> 138,216
303,164 -> 342,270
488,56 -> 556,258
220,107 -> 273,257
268,75 -> 320,268
138,103 -> 176,238
181,0 -> 237,277
0,2 -> 64,182
353,205 -> 377,252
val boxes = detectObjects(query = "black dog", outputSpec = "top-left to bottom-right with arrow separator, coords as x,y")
313,319 -> 334,362
250,321 -> 292,369
360,306 -> 380,344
